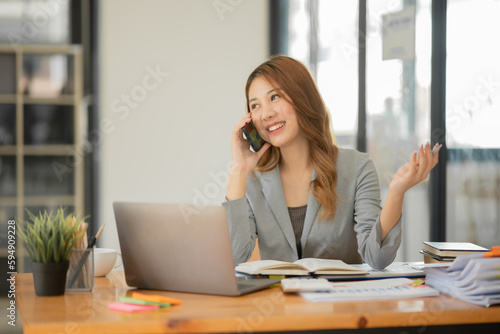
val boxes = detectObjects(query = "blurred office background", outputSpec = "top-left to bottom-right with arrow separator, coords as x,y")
0,0 -> 499,296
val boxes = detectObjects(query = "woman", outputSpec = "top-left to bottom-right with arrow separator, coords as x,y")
223,55 -> 439,269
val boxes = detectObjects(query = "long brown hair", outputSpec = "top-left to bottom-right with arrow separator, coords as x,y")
245,55 -> 341,221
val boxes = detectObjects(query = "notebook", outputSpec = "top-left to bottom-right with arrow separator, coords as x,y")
113,202 -> 279,296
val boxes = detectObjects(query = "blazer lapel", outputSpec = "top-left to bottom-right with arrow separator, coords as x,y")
261,167 -> 298,255
300,169 -> 320,251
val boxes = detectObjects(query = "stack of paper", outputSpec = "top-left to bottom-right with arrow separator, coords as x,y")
282,278 -> 439,302
323,262 -> 425,280
424,253 -> 500,307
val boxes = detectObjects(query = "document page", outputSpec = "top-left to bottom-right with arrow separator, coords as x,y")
300,278 -> 439,302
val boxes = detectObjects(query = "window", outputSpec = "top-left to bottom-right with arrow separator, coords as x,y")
288,0 -> 358,148
277,0 -> 499,259
446,0 -> 500,248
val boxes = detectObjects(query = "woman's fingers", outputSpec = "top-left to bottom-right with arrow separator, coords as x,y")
409,151 -> 418,167
232,114 -> 253,146
415,142 -> 438,182
255,142 -> 271,159
233,113 -> 251,134
423,142 -> 433,172
394,143 -> 442,193
431,143 -> 440,168
424,142 -> 441,175
424,142 -> 436,175
416,144 -> 426,177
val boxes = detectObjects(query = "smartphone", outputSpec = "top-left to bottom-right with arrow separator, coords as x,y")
241,120 -> 266,152
432,144 -> 443,156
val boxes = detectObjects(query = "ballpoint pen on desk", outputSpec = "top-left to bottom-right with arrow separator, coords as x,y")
66,225 -> 105,289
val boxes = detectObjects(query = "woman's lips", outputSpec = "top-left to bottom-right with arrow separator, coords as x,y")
267,121 -> 286,134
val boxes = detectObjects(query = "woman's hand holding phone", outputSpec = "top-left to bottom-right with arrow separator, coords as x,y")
241,120 -> 266,153
227,113 -> 271,201
231,113 -> 270,173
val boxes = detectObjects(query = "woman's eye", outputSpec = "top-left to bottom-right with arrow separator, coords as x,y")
271,94 -> 280,101
250,103 -> 260,110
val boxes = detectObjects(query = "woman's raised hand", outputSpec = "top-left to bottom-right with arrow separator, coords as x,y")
230,113 -> 271,174
389,142 -> 440,196
226,113 -> 271,201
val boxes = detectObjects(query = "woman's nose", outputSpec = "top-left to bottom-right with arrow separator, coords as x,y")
260,102 -> 276,121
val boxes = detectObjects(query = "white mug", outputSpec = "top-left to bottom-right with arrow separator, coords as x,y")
94,248 -> 122,277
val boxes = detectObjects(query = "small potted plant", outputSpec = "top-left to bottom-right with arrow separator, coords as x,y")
17,208 -> 86,296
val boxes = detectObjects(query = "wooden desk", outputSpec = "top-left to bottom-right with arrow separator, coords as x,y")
14,272 -> 500,333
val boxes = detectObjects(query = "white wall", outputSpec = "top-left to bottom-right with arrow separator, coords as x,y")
98,0 -> 269,251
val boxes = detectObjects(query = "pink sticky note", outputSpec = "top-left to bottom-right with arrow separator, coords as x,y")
108,302 -> 159,313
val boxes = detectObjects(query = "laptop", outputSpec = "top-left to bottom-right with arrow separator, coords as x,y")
112,202 -> 279,296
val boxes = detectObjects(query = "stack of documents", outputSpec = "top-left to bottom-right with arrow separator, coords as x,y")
282,278 -> 439,302
424,250 -> 500,307
325,262 -> 424,280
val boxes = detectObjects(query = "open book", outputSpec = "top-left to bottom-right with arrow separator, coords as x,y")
235,258 -> 368,276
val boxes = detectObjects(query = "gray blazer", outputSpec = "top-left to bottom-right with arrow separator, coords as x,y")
222,148 -> 402,269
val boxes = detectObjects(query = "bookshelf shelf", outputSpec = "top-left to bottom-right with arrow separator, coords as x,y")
0,145 -> 76,156
0,197 -> 17,206
0,94 -> 16,103
23,145 -> 73,156
24,95 -> 76,105
0,146 -> 16,155
0,95 -> 77,105
24,195 -> 76,207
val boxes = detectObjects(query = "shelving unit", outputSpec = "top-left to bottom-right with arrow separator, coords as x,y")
0,44 -> 84,274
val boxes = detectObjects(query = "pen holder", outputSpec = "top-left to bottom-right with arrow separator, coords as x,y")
66,248 -> 94,292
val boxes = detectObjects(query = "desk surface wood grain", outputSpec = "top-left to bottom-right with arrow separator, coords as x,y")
14,271 -> 500,333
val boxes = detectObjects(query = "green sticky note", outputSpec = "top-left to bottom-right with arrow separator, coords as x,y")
410,279 -> 425,287
119,296 -> 171,307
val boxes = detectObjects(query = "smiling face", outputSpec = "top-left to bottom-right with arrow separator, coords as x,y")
247,76 -> 305,149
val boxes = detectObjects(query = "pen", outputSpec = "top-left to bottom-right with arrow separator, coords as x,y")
66,225 -> 105,288
87,225 -> 105,249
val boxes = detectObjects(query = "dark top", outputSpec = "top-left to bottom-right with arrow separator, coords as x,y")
288,204 -> 307,258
